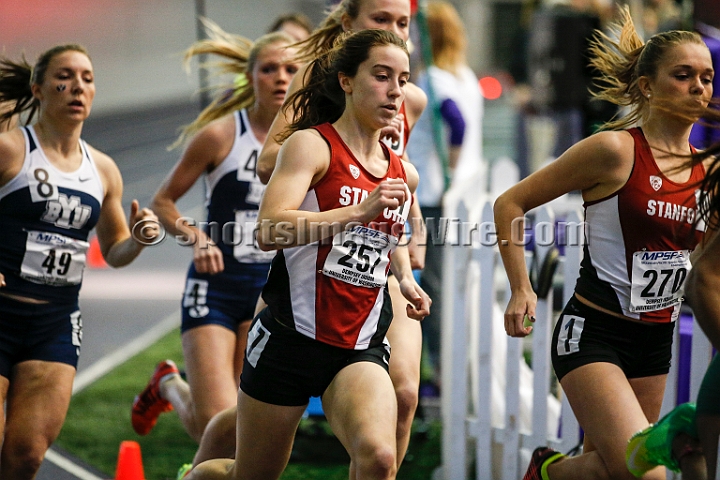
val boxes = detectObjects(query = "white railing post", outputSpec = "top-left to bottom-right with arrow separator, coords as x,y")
441,200 -> 469,480
502,284 -> 523,480
473,201 -> 495,480
441,184 -> 587,479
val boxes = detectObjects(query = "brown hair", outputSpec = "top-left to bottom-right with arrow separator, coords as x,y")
279,29 -> 408,141
0,44 -> 90,127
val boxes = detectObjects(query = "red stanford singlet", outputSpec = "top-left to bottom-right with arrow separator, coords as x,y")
575,127 -> 705,323
263,123 -> 412,349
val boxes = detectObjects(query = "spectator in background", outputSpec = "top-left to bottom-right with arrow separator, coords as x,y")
642,0 -> 682,36
267,12 -> 314,41
513,0 -> 617,175
406,0 -> 483,392
508,0 -> 542,177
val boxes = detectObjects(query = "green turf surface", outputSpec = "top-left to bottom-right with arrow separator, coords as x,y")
55,328 -> 441,480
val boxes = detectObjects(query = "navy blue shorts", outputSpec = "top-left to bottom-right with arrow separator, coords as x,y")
551,296 -> 675,381
240,308 -> 391,406
0,295 -> 82,378
180,264 -> 269,334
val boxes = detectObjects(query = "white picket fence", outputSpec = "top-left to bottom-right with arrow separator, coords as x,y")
436,161 -> 714,480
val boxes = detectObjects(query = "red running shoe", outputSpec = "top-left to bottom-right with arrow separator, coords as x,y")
523,446 -> 565,480
131,360 -> 179,435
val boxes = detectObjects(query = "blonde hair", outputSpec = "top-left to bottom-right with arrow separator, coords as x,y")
588,5 -> 705,130
171,18 -> 294,148
426,1 -> 467,75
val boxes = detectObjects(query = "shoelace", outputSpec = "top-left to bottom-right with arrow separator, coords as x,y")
134,391 -> 164,413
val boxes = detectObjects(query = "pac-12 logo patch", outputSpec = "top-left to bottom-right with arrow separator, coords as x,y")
349,164 -> 360,179
650,175 -> 662,191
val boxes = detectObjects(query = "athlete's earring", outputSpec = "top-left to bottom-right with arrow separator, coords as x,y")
646,93 -> 651,99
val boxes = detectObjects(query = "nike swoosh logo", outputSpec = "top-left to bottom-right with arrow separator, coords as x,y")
382,355 -> 389,365
78,177 -> 92,182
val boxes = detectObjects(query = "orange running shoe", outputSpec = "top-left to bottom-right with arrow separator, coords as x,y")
131,360 -> 179,435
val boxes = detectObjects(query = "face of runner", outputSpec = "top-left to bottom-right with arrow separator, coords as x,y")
344,0 -> 411,42
33,50 -> 95,123
340,43 -> 409,131
648,42 -> 714,113
249,41 -> 301,113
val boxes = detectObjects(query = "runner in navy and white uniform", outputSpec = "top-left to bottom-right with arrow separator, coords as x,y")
130,30 -> 300,451
256,1 -> 430,470
494,8 -> 716,480
0,44 -> 158,480
185,29 -> 429,480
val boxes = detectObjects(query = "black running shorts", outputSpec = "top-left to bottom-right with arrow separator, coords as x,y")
551,295 -> 675,381
240,307 -> 391,406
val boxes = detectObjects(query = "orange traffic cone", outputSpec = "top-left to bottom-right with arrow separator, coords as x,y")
87,235 -> 108,269
114,440 -> 145,480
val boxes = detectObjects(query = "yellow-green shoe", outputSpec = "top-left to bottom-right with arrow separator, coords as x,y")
626,403 -> 697,477
176,463 -> 192,480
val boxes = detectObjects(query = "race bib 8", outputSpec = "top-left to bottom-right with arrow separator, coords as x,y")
20,230 -> 88,286
28,167 -> 59,203
233,210 -> 275,263
629,250 -> 690,313
323,225 -> 396,288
